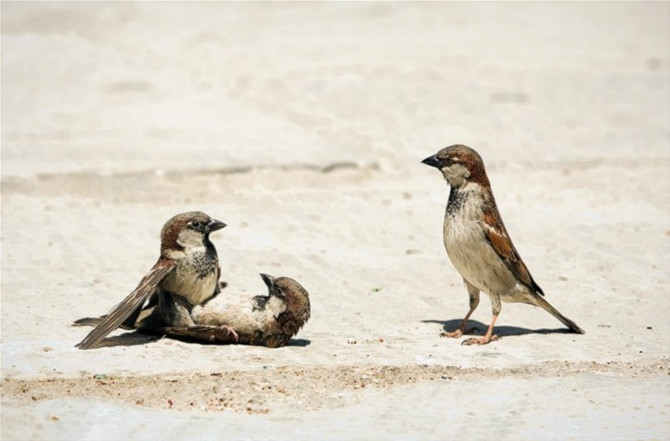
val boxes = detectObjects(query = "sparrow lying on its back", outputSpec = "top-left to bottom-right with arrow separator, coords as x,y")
75,211 -> 229,349
422,144 -> 584,345
150,273 -> 311,348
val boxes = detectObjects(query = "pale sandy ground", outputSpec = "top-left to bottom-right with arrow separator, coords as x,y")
2,2 -> 670,440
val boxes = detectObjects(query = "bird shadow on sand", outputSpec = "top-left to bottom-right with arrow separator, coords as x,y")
158,335 -> 312,347
75,328 -> 312,349
83,331 -> 164,348
422,319 -> 575,338
151,334 -> 312,348
286,338 -> 311,347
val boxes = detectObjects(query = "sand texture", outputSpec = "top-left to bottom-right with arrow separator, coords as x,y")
2,2 -> 669,440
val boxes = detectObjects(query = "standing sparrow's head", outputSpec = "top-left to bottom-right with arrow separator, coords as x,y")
422,144 -> 490,188
160,211 -> 226,254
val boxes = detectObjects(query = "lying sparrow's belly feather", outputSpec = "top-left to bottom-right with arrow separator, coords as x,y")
192,293 -> 284,334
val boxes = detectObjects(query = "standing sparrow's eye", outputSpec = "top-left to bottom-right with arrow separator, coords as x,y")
190,221 -> 203,229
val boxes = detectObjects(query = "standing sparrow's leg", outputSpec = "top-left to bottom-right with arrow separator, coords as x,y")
441,279 -> 480,338
462,292 -> 501,345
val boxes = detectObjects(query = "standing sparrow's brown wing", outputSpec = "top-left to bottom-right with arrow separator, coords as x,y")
76,258 -> 176,349
482,205 -> 544,296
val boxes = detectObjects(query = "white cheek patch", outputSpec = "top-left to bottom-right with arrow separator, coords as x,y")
265,295 -> 287,318
176,229 -> 204,249
450,163 -> 470,177
442,163 -> 470,185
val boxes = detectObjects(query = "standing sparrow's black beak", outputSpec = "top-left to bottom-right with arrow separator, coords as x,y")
207,219 -> 227,232
421,155 -> 442,169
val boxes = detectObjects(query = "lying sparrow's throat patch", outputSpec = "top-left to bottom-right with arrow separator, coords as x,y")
252,294 -> 286,317
252,295 -> 270,311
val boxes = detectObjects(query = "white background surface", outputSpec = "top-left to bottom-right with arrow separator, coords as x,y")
2,2 -> 669,440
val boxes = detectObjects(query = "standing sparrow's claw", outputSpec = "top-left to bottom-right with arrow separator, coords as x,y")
461,334 -> 500,346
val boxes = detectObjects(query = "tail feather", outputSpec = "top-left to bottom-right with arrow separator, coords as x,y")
535,296 -> 585,334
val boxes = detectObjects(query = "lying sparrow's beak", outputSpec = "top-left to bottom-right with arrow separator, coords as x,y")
260,273 -> 276,289
207,219 -> 227,232
421,155 -> 442,169
260,273 -> 283,298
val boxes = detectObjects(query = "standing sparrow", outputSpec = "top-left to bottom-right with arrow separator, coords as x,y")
422,144 -> 584,345
75,211 -> 228,349
148,273 -> 311,348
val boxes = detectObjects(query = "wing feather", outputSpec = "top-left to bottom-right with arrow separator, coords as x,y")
76,258 -> 176,349
482,206 -> 544,295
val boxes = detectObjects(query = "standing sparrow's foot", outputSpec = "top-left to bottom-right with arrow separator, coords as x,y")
461,334 -> 500,346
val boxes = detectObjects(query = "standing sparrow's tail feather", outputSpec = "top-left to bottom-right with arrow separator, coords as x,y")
534,296 -> 585,334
